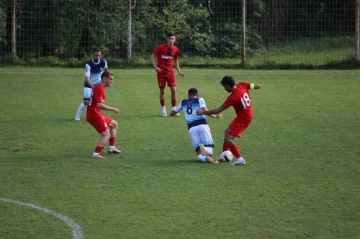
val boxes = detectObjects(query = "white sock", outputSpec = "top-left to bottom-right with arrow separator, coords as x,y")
205,147 -> 213,156
109,146 -> 115,150
75,103 -> 86,117
92,152 -> 99,156
197,154 -> 207,163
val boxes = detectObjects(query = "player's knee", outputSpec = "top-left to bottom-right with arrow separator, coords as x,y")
110,120 -> 118,129
102,130 -> 111,139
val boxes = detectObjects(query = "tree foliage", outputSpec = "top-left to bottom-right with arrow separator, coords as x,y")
0,0 -> 355,60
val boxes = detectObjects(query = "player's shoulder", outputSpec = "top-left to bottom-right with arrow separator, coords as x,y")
85,59 -> 92,66
237,82 -> 249,86
93,84 -> 103,91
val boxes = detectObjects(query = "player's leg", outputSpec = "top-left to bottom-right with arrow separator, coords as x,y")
225,119 -> 252,166
198,124 -> 215,156
74,87 -> 91,120
106,117 -> 121,153
158,76 -> 167,116
89,117 -> 111,158
91,130 -> 111,158
190,126 -> 218,164
168,75 -> 179,116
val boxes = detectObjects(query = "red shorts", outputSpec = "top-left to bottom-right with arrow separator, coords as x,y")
157,74 -> 176,88
227,117 -> 252,138
87,115 -> 112,134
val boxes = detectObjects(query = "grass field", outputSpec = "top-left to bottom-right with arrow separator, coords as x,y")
0,68 -> 359,239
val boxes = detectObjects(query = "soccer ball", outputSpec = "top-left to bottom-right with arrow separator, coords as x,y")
219,150 -> 233,162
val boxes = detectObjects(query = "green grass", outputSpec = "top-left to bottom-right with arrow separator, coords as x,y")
0,68 -> 359,239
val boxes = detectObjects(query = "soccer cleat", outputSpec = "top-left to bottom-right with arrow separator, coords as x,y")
174,112 -> 180,116
91,154 -> 104,159
74,116 -> 80,121
206,155 -> 220,164
232,158 -> 246,166
161,107 -> 167,117
108,148 -> 121,154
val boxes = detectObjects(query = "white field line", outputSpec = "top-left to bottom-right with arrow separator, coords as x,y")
0,198 -> 83,239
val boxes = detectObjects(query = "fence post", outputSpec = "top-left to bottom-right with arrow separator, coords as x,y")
127,0 -> 132,62
356,0 -> 360,60
11,0 -> 16,57
241,0 -> 246,67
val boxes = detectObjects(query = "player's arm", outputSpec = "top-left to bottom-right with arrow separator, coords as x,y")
174,58 -> 185,77
150,54 -> 161,72
104,60 -> 108,72
170,102 -> 182,116
197,105 -> 227,116
97,102 -> 120,114
250,83 -> 261,89
201,107 -> 222,119
84,64 -> 94,88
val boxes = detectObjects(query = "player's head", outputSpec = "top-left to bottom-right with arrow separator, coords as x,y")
93,49 -> 102,62
166,32 -> 176,46
188,88 -> 198,98
220,76 -> 236,93
101,71 -> 114,87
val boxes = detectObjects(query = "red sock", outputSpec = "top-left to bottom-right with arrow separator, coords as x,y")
94,146 -> 104,153
160,99 -> 165,107
228,143 -> 241,158
109,137 -> 116,146
222,142 -> 230,151
171,99 -> 176,107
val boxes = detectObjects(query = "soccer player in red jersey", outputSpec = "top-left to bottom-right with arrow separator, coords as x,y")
197,76 -> 261,166
150,32 -> 185,117
86,71 -> 121,158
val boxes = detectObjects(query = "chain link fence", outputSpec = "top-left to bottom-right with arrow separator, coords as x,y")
0,0 -> 357,68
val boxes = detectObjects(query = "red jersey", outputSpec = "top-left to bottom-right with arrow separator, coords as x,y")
153,44 -> 179,76
223,82 -> 253,121
87,84 -> 106,119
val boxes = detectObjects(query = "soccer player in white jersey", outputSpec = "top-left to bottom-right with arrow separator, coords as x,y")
74,49 -> 108,120
170,88 -> 222,164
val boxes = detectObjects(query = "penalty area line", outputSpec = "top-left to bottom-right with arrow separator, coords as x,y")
0,198 -> 83,239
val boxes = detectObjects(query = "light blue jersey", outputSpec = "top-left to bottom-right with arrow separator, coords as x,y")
174,97 -> 214,151
174,97 -> 208,129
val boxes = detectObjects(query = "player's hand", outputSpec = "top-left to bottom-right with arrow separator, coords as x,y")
113,108 -> 120,114
196,109 -> 204,116
217,114 -> 223,118
179,72 -> 185,78
154,67 -> 161,73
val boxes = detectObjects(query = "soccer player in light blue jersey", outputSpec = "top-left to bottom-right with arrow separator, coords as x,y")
170,88 -> 222,164
74,49 -> 108,120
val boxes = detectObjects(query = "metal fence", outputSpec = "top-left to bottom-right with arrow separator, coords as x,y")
0,0 -> 357,67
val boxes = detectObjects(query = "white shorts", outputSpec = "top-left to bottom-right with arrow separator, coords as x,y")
83,87 -> 92,100
188,124 -> 214,151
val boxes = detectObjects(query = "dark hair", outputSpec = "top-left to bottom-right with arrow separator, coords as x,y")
93,49 -> 101,53
188,88 -> 198,96
220,76 -> 235,87
101,71 -> 114,79
166,32 -> 175,38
